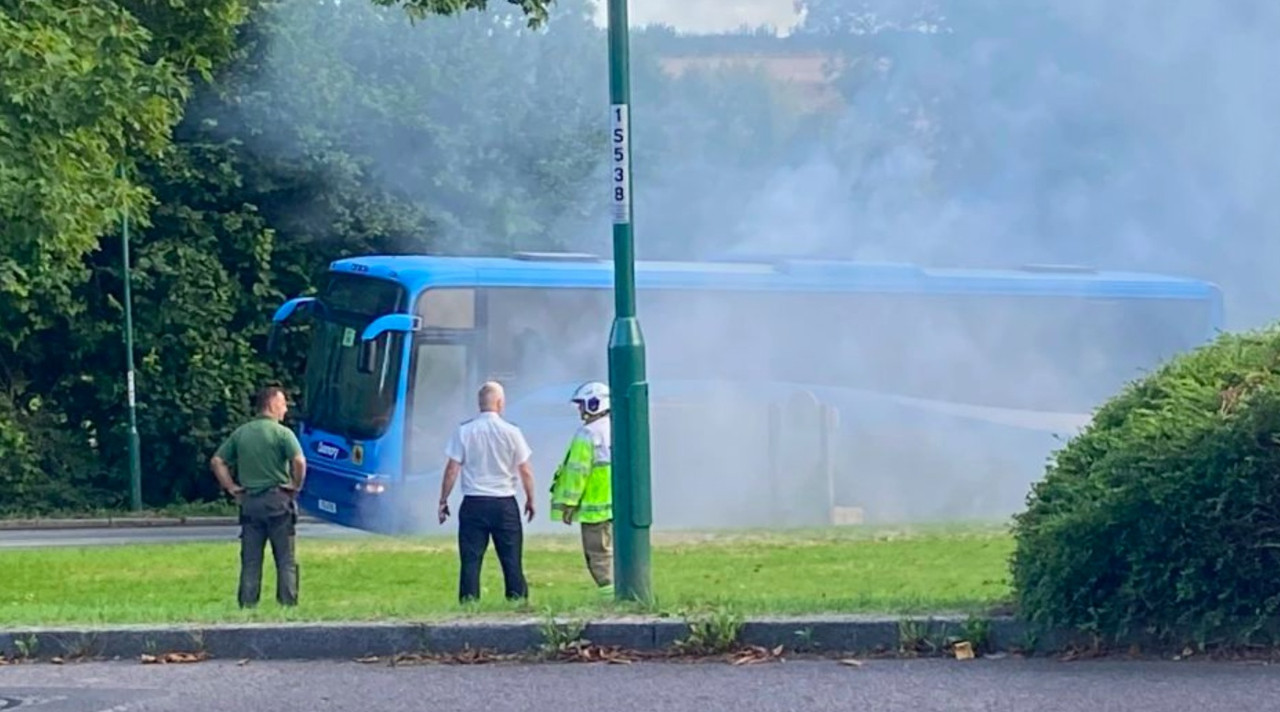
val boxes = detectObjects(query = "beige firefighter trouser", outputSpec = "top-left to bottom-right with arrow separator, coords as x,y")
581,520 -> 613,587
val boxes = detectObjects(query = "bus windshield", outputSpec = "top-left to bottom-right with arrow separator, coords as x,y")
412,285 -> 1213,416
304,273 -> 407,440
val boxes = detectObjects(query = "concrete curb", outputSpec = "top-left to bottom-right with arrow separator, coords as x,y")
0,516 -> 320,531
0,616 -> 1090,662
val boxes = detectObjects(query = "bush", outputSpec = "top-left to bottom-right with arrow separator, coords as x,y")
1010,325 -> 1280,647
0,392 -> 117,515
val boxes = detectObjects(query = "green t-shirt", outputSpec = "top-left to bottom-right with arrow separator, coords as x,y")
215,416 -> 303,494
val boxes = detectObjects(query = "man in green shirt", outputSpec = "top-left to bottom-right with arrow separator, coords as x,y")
210,386 -> 307,608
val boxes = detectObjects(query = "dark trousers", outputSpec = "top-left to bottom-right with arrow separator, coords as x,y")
238,488 -> 299,608
457,495 -> 527,603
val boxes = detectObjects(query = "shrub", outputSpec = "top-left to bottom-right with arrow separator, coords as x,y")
1011,325 -> 1280,647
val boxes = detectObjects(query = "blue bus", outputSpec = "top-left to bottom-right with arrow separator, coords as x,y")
268,252 -> 1223,534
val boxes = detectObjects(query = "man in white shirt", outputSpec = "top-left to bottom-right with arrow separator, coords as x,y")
438,381 -> 536,603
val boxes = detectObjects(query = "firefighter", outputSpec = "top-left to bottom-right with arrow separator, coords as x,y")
550,381 -> 614,596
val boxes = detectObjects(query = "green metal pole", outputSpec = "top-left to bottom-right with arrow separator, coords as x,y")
605,0 -> 652,604
120,164 -> 143,512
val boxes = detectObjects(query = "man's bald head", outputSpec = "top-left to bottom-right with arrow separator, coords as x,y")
478,381 -> 505,413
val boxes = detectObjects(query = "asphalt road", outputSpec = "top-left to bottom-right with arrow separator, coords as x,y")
1,658 -> 1279,712
0,523 -> 366,549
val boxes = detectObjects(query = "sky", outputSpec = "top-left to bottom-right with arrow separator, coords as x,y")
590,0 -> 802,33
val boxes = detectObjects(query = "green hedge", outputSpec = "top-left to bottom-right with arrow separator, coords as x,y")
1011,326 -> 1280,647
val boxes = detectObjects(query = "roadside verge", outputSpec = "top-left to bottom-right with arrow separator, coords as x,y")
0,615 -> 1090,663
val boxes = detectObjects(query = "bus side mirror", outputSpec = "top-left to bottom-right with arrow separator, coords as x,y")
357,337 -> 378,375
267,296 -> 319,357
356,313 -> 421,375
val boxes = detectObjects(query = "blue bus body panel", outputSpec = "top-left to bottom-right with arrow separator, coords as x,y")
323,255 -> 1222,303
271,296 -> 316,322
286,255 -> 1224,532
296,423 -> 404,531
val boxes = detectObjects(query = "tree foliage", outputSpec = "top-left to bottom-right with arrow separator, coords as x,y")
1011,327 -> 1280,646
0,0 -> 252,511
0,1 -> 181,347
372,0 -> 554,28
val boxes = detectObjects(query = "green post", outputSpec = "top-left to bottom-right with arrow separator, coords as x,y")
120,164 -> 143,511
605,0 -> 652,603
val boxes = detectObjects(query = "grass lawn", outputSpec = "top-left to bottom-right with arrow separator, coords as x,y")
0,525 -> 1014,626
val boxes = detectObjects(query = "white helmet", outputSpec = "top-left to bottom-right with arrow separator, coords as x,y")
570,381 -> 610,416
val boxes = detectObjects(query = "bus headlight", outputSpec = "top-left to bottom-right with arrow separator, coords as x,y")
356,477 -> 389,495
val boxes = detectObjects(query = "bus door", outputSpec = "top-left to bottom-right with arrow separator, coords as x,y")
404,331 -> 482,483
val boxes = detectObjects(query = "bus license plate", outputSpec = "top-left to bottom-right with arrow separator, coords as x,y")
318,499 -> 337,514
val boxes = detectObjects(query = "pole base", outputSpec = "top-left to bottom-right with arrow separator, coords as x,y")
608,317 -> 652,604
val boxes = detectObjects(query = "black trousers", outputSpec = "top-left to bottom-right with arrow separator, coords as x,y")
457,495 -> 527,603
238,488 -> 299,608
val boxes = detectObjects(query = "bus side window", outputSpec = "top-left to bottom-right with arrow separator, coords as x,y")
416,288 -> 476,329
487,287 -> 610,392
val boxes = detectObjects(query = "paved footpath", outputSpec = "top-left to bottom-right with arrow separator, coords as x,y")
2,657 -> 1280,712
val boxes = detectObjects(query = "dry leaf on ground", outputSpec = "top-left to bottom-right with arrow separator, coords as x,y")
730,645 -> 786,666
140,651 -> 209,665
448,648 -> 501,665
389,653 -> 438,666
555,643 -> 639,665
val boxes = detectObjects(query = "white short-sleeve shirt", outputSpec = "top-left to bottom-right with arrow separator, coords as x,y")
444,411 -> 532,498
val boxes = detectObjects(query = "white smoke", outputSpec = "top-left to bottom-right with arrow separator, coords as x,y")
243,0 -> 1277,533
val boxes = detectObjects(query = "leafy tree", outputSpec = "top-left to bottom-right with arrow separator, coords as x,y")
0,1 -> 183,349
0,0 -> 251,511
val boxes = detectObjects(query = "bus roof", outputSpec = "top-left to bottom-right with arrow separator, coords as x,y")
328,252 -> 1222,301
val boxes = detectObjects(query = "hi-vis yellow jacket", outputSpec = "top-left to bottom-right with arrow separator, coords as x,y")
550,415 -> 612,524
